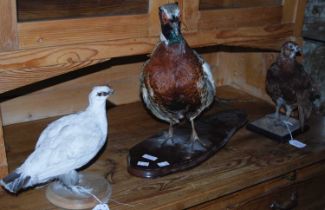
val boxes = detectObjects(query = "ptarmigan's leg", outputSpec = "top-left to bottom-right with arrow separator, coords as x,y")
59,170 -> 79,187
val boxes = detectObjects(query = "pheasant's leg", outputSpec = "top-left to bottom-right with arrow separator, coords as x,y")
168,122 -> 174,138
161,122 -> 175,146
189,117 -> 210,148
190,118 -> 199,142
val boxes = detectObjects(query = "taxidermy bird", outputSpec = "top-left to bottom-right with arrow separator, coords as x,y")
140,3 -> 216,147
266,41 -> 319,130
0,86 -> 113,193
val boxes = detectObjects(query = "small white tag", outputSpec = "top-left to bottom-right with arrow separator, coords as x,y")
142,154 -> 158,161
157,161 -> 170,167
92,203 -> 110,210
137,161 -> 149,167
289,139 -> 306,148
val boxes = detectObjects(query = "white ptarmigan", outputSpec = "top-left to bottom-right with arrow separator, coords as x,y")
0,86 -> 114,193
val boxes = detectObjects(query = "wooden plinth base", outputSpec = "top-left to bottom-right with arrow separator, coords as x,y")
46,173 -> 111,210
246,113 -> 307,143
128,110 -> 247,178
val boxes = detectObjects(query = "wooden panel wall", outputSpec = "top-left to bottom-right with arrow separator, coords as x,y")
0,0 -> 307,96
17,0 -> 149,22
0,0 -> 18,51
0,111 -> 8,178
0,51 -> 278,125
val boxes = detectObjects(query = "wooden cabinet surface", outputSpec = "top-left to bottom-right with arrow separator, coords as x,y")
0,86 -> 324,210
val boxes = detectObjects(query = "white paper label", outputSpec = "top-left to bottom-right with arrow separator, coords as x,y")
289,139 -> 306,149
157,161 -> 170,167
142,154 -> 158,161
137,161 -> 149,167
92,203 -> 110,210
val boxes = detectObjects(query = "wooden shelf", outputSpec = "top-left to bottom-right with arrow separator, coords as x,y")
1,86 -> 324,210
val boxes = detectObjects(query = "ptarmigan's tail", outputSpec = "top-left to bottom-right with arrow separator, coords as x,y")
0,171 -> 31,193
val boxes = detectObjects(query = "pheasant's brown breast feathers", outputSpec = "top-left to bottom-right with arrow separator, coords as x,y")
143,42 -> 203,110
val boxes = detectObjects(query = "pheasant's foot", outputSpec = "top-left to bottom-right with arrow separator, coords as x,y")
190,136 -> 211,148
159,131 -> 175,146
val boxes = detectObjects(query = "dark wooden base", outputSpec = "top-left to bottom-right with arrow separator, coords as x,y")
246,113 -> 307,143
46,173 -> 111,209
128,110 -> 247,178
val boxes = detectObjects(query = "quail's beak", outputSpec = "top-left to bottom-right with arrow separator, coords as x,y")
295,46 -> 302,56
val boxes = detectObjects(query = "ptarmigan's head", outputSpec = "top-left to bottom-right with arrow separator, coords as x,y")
281,41 -> 301,59
89,85 -> 114,106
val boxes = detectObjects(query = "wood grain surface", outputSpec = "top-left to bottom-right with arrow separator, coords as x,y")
0,0 -> 18,51
199,0 -> 282,10
17,0 -> 149,22
0,86 -> 324,209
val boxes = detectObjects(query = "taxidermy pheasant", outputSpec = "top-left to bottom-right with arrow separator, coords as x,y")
266,41 -> 319,130
0,86 -> 113,193
140,3 -> 216,147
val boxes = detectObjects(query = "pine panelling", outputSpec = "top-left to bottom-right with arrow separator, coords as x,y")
18,14 -> 149,49
218,52 -> 278,103
0,111 -> 8,179
0,23 -> 293,95
293,0 -> 307,36
187,23 -> 294,49
199,6 -> 283,30
17,0 -> 149,22
282,0 -> 307,36
0,0 -> 18,51
179,0 -> 200,33
1,61 -> 144,125
0,38 -> 157,94
282,0 -> 299,23
199,0 -> 282,10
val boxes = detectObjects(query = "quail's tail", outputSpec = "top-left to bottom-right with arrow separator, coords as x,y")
0,171 -> 31,193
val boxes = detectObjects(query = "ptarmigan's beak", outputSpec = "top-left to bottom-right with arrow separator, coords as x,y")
107,88 -> 114,96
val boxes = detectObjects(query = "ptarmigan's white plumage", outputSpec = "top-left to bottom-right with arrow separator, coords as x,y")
0,86 -> 113,193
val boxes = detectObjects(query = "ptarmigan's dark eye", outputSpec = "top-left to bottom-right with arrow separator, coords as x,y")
97,92 -> 108,96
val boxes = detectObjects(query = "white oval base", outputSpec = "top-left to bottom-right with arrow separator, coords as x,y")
46,173 -> 111,210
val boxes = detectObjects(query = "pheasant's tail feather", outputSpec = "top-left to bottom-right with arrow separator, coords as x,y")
0,171 -> 31,193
